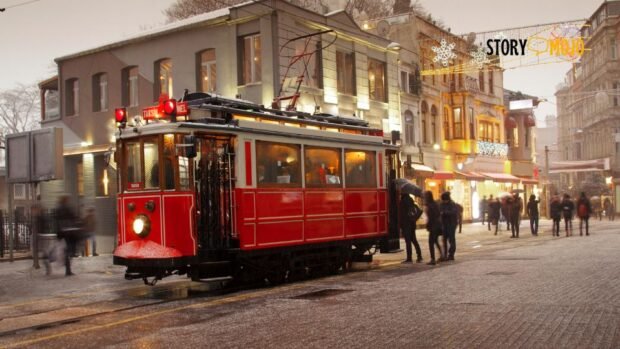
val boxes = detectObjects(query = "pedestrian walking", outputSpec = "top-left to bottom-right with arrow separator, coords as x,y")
424,191 -> 443,266
604,198 -> 615,221
82,207 -> 98,256
509,195 -> 522,238
527,194 -> 540,236
550,195 -> 562,237
399,193 -> 423,263
480,196 -> 488,225
55,195 -> 82,276
576,192 -> 592,236
561,194 -> 575,237
487,195 -> 494,231
488,198 -> 501,235
501,199 -> 511,231
456,202 -> 463,234
439,192 -> 458,261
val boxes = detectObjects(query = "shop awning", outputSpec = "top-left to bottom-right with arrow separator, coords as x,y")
519,177 -> 539,184
455,171 -> 486,181
431,171 -> 455,180
504,116 -> 517,129
410,163 -> 435,178
480,172 -> 521,183
524,115 -> 536,127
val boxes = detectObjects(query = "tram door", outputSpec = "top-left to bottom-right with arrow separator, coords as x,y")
195,136 -> 236,253
381,149 -> 401,252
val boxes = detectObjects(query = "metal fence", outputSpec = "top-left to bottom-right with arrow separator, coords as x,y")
0,210 -> 57,258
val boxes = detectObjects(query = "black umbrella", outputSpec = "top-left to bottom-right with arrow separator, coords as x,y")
394,178 -> 423,197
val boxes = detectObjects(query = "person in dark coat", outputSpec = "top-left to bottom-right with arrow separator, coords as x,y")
561,194 -> 575,237
55,195 -> 81,276
501,198 -> 511,231
527,194 -> 540,236
424,191 -> 443,265
480,196 -> 488,225
399,193 -> 423,263
439,192 -> 458,261
550,195 -> 562,236
488,197 -> 501,235
456,203 -> 463,234
510,194 -> 522,238
576,192 -> 592,236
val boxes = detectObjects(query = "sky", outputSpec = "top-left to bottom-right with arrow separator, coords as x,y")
0,0 -> 604,124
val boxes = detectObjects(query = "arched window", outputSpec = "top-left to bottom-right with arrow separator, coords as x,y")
421,101 -> 428,144
404,110 -> 415,145
431,105 -> 438,144
443,107 -> 451,140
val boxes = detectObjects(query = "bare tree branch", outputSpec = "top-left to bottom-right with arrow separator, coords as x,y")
0,84 -> 40,147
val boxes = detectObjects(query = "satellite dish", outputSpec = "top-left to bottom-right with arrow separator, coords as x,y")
466,32 -> 476,45
377,20 -> 390,37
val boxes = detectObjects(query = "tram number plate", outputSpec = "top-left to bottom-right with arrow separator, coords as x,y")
177,102 -> 189,116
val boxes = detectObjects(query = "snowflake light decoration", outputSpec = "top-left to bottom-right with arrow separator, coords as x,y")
432,39 -> 456,67
469,46 -> 490,69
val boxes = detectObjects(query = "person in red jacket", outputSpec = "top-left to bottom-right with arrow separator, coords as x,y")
576,192 -> 592,236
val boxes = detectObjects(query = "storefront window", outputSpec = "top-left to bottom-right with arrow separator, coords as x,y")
304,147 -> 342,188
345,150 -> 376,188
256,141 -> 301,187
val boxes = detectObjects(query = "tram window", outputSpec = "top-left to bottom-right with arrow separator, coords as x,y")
304,147 -> 342,188
256,141 -> 301,187
126,142 -> 142,189
179,157 -> 190,190
162,134 -> 176,190
144,139 -> 160,189
344,150 -> 376,188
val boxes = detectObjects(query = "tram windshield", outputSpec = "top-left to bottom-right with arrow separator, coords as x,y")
119,134 -> 193,191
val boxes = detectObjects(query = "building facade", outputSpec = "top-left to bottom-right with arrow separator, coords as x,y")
38,0 -> 401,253
555,0 -> 620,206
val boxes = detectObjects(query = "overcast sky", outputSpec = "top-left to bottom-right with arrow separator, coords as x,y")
0,0 -> 604,124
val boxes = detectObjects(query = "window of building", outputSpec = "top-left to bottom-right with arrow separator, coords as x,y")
345,150 -> 376,188
92,73 -> 108,112
13,184 -> 26,200
304,147 -> 342,188
240,34 -> 262,85
122,66 -> 139,107
198,49 -> 216,93
409,70 -> 420,95
431,105 -> 438,143
44,89 -> 59,120
525,126 -> 530,148
614,82 -> 619,106
469,107 -> 475,139
65,78 -> 79,116
404,110 -> 415,145
479,70 -> 485,92
443,107 -> 451,140
488,68 -> 494,95
400,70 -> 408,92
611,38 -> 617,60
337,50 -> 356,95
256,141 -> 301,187
154,59 -> 173,100
421,101 -> 428,144
368,58 -> 386,102
95,155 -> 109,197
452,107 -> 464,139
294,40 -> 321,88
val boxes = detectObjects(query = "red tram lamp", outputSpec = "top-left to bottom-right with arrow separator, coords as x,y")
163,99 -> 177,120
115,108 -> 127,129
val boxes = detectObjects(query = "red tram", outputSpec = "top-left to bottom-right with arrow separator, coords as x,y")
113,92 -> 399,284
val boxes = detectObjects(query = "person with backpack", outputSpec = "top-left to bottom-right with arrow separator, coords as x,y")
439,192 -> 458,261
576,192 -> 592,236
424,191 -> 443,265
561,194 -> 575,237
399,193 -> 423,263
550,195 -> 562,237
527,194 -> 540,236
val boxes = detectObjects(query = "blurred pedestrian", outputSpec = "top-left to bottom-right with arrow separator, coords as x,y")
488,198 -> 501,235
480,196 -> 488,225
30,204 -> 46,269
487,195 -> 494,231
550,195 -> 562,237
604,198 -> 615,221
501,198 -> 511,231
527,194 -> 540,236
82,207 -> 98,257
456,202 -> 463,234
399,193 -> 423,263
561,194 -> 575,237
424,191 -> 443,265
509,195 -> 522,238
55,195 -> 81,276
576,192 -> 592,236
439,192 -> 458,261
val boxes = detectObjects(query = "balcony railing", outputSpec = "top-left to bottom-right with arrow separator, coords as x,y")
450,76 -> 480,93
477,140 -> 508,158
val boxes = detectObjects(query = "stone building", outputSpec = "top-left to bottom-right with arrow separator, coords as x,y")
38,0 -> 401,253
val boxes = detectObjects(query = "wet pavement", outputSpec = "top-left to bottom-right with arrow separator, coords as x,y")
0,219 -> 618,348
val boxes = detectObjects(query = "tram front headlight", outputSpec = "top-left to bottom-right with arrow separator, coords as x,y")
132,214 -> 151,237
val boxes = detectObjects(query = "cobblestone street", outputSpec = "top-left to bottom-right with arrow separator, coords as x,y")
0,219 -> 618,348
